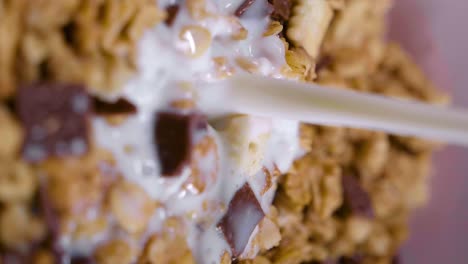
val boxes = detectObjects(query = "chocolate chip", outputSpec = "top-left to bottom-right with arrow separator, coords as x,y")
154,112 -> 207,176
341,175 -> 374,218
165,4 -> 180,26
16,83 -> 92,162
93,97 -> 137,115
217,183 -> 265,258
235,0 -> 256,17
268,0 -> 292,22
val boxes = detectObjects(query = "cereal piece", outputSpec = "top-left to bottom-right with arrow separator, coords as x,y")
1,0 -> 164,96
179,25 -> 212,58
154,112 -> 208,176
139,218 -> 194,264
344,217 -> 372,244
186,0 -> 209,20
341,175 -> 374,218
93,97 -> 137,116
109,180 -> 155,234
185,135 -> 219,194
0,160 -> 36,203
170,99 -> 196,110
236,57 -> 260,73
260,167 -> 273,195
94,239 -> 137,264
0,203 -> 46,249
0,0 -> 25,99
288,0 -> 333,58
16,83 -> 92,162
356,133 -> 389,185
32,249 -> 55,264
268,0 -> 293,22
284,156 -> 342,218
165,4 -> 180,26
235,0 -> 256,17
221,251 -> 232,264
263,21 -> 283,37
217,183 -> 265,258
213,56 -> 235,79
364,225 -> 391,257
41,148 -> 116,215
285,47 -> 314,80
0,106 -> 22,158
71,216 -> 107,241
230,19 -> 248,41
327,0 -> 345,10
255,217 -> 281,251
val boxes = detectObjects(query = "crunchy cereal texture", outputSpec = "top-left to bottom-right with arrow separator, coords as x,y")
0,0 -> 447,263
0,0 -> 165,98
244,0 -> 447,263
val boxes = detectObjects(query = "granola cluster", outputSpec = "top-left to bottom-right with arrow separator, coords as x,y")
0,0 -> 164,98
238,1 -> 447,263
0,0 -> 447,263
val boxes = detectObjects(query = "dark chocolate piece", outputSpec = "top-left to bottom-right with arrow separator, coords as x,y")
341,175 -> 374,218
93,97 -> 137,115
268,0 -> 292,22
165,4 -> 180,26
235,0 -> 256,17
154,112 -> 207,176
217,183 -> 265,258
16,83 -> 91,162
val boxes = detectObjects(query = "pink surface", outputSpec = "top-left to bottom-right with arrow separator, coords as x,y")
388,1 -> 468,263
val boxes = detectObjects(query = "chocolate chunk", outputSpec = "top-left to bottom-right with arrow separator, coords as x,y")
165,4 -> 180,26
93,97 -> 137,115
268,0 -> 292,22
154,112 -> 207,176
16,83 -> 91,162
217,183 -> 265,258
341,175 -> 374,218
235,0 -> 256,17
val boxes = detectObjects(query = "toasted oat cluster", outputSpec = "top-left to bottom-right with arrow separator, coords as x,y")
0,0 -> 446,264
0,0 -> 165,98
239,1 -> 447,264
